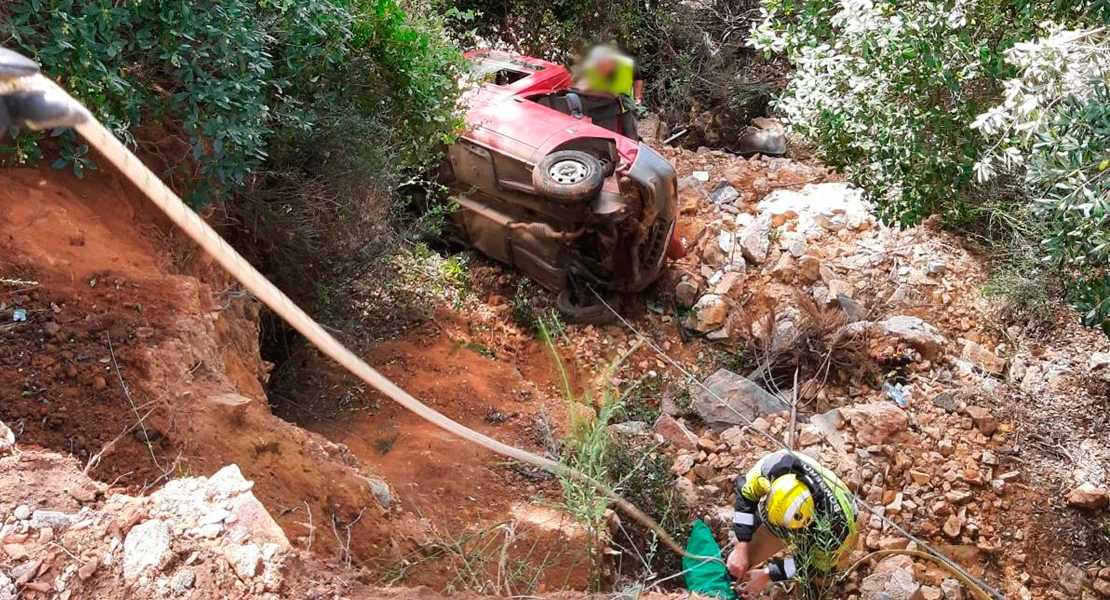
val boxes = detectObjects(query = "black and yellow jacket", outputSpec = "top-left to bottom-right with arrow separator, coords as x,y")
733,450 -> 857,582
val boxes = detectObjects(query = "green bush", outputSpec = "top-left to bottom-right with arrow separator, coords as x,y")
1,0 -> 465,204
750,0 -> 1110,331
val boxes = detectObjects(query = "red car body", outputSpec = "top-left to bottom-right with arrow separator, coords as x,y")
443,50 -> 682,312
459,52 -> 642,171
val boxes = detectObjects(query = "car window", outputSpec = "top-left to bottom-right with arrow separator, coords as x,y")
470,60 -> 530,87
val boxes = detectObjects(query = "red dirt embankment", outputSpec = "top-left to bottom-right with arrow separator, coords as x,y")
1,163 -> 598,594
0,164 -> 388,559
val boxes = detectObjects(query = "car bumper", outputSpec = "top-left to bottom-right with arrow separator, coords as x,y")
624,143 -> 678,292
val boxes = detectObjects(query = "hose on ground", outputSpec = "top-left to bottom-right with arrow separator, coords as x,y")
9,73 -> 1003,600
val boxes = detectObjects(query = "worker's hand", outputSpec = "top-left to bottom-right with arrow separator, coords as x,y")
739,568 -> 771,599
0,48 -> 85,135
726,541 -> 750,579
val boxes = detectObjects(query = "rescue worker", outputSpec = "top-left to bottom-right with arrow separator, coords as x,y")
726,449 -> 858,598
577,45 -> 644,141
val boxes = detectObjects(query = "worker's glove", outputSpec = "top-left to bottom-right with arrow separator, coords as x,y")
0,48 -> 86,135
635,103 -> 649,117
751,476 -> 772,497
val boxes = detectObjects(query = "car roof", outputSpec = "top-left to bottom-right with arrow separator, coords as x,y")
461,49 -> 641,164
463,49 -> 571,97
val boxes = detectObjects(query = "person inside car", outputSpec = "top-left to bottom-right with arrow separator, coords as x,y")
576,45 -> 644,141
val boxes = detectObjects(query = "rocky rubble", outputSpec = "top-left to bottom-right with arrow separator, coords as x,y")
642,140 -> 1110,600
0,441 -> 288,599
0,424 -> 410,600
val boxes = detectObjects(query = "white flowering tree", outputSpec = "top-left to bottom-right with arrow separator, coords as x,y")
752,0 -> 1110,330
971,26 -> 1110,330
749,0 -> 1005,224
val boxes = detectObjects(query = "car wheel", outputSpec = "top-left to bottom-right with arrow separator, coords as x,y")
532,151 -> 605,202
555,288 -> 617,325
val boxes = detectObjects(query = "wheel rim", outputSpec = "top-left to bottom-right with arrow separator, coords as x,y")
549,159 -> 589,184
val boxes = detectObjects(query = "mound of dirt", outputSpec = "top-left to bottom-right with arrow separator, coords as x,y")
0,436 -> 607,600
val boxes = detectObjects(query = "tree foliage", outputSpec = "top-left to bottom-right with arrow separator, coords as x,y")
971,26 -> 1110,331
751,0 -> 1110,332
1,0 -> 466,203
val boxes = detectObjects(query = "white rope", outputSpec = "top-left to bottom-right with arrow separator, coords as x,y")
8,73 -> 1006,597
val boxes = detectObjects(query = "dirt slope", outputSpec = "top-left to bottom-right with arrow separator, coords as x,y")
0,164 -> 387,560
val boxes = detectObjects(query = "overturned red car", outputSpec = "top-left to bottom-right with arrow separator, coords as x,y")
440,50 -> 683,322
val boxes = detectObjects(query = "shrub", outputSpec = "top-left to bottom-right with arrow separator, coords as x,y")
432,0 -> 779,132
970,26 -> 1110,331
750,0 -> 1110,331
1,0 -> 466,204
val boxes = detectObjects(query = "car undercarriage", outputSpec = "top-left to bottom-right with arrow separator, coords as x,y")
440,50 -> 682,322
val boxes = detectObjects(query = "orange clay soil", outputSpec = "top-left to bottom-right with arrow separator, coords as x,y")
0,164 -> 388,560
0,163 -> 600,592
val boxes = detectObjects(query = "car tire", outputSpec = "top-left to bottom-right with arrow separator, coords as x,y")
532,151 -> 605,202
555,288 -> 617,325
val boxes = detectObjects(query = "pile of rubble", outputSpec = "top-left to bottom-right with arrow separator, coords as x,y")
0,425 -> 414,600
629,140 -> 1110,600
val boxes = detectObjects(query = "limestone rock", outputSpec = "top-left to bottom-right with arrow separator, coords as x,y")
941,578 -> 966,600
736,128 -> 786,157
672,454 -> 696,475
674,476 -> 698,507
0,570 -> 14,600
366,477 -> 391,510
654,415 -> 699,451
692,369 -> 786,431
874,554 -> 914,575
123,519 -> 172,580
1088,352 -> 1110,382
797,256 -> 821,282
1066,483 -> 1109,510
756,183 -> 873,235
675,277 -> 700,307
861,566 -> 924,600
690,294 -> 730,332
875,316 -> 947,358
0,421 -> 14,456
205,465 -> 255,501
709,182 -> 740,204
739,215 -> 773,264
964,406 -> 998,436
960,341 -> 1006,376
843,403 -> 910,445
943,514 -> 962,538
225,543 -> 264,579
1088,352 -> 1110,372
932,392 -> 958,413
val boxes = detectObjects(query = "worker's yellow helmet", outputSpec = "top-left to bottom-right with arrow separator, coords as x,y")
763,474 -> 815,530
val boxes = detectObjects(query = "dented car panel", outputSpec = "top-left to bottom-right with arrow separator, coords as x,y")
443,49 -> 682,299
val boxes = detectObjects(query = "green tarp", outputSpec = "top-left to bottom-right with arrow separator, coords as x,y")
682,519 -> 736,599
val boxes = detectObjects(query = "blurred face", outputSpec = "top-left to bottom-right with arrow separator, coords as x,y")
594,58 -> 616,77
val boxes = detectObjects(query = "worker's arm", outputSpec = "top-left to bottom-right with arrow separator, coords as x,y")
633,79 -> 643,105
732,459 -> 770,542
